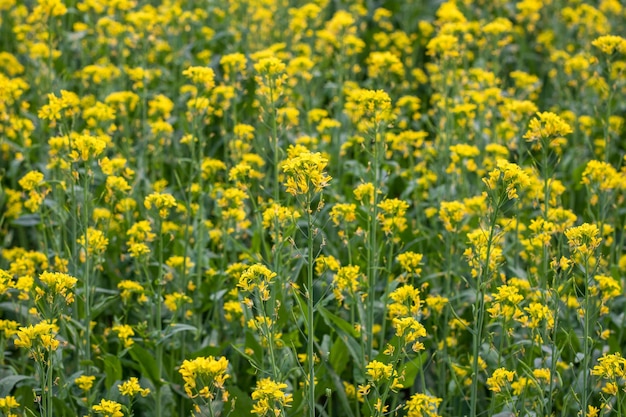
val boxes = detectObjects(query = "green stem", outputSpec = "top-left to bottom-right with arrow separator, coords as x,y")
367,124 -> 382,360
581,257 -> 591,417
307,197 -> 316,417
469,199 -> 501,417
155,225 -> 164,417
83,171 -> 92,366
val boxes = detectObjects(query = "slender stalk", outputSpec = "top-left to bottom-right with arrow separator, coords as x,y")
581,257 -> 591,417
306,196 -> 316,417
82,171 -> 92,365
367,124 -> 382,360
469,200 -> 501,417
155,224 -> 164,417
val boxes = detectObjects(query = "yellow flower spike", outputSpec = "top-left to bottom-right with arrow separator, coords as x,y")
592,35 -> 626,55
144,192 -> 177,219
251,377 -> 292,416
404,392 -> 442,417
182,66 -> 215,90
486,368 -> 515,393
281,151 -> 331,197
118,377 -> 151,397
523,111 -> 573,143
75,375 -> 96,392
38,271 -> 78,304
92,399 -> 123,417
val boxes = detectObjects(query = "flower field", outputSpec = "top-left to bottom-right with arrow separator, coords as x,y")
1,0 -> 626,416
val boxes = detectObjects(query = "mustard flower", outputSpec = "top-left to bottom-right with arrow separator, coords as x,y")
182,66 -> 215,90
111,324 -> 134,348
392,316 -> 427,351
281,151 -> 331,197
144,192 -> 177,219
14,321 -> 60,352
77,228 -> 109,257
487,368 -> 515,393
404,393 -> 442,417
521,302 -> 554,329
251,378 -> 292,416
0,396 -> 19,417
127,220 -> 155,244
581,160 -> 622,192
388,285 -> 421,318
75,375 -> 96,392
439,201 -> 467,232
69,133 -> 107,162
377,198 -> 410,239
346,88 -> 394,128
164,292 -> 192,313
36,271 -> 78,304
426,34 -> 460,59
329,203 -> 357,226
523,111 -> 573,143
396,251 -> 424,275
118,377 -> 150,397
483,159 -> 531,200
254,57 -> 287,102
564,223 -> 602,257
237,264 -> 277,301
92,399 -> 123,417
332,265 -> 364,305
117,281 -> 147,305
18,171 -> 44,191
353,182 -> 376,205
220,52 -> 247,82
0,320 -> 19,338
592,35 -> 626,55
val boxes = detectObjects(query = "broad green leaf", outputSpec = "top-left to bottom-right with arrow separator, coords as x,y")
102,353 -> 123,390
129,344 -> 162,387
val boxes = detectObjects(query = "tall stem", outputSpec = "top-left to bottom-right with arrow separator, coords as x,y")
469,201 -> 501,417
155,225 -> 164,417
306,197 -> 316,417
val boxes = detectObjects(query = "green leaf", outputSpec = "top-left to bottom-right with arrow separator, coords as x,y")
318,307 -> 362,368
102,353 -> 123,390
330,337 -> 349,376
159,323 -> 198,344
0,375 -> 34,397
398,352 -> 427,389
11,214 -> 41,227
129,344 -> 162,387
223,385 -> 253,416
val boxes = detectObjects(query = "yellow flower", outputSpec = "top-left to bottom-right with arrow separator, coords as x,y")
13,321 -> 59,351
404,392 -> 442,417
75,375 -> 96,392
564,223 -> 602,257
483,159 -> 531,200
92,399 -> 123,417
523,111 -> 573,142
591,352 -> 626,380
251,377 -> 292,416
592,35 -> 626,55
182,66 -> 215,89
112,324 -> 135,348
179,356 -> 230,399
397,251 -> 424,275
18,171 -> 44,191
118,377 -> 150,397
487,368 -> 515,392
164,292 -> 192,313
144,192 -> 177,219
37,271 -> 78,304
281,151 -> 331,197
0,396 -> 20,415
